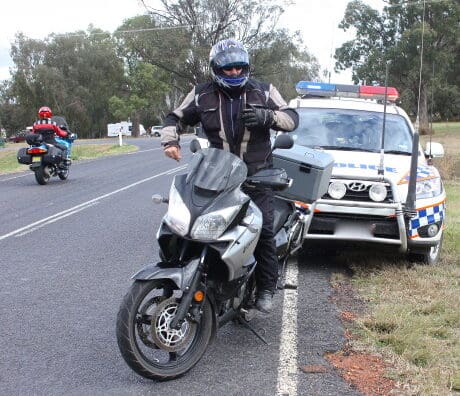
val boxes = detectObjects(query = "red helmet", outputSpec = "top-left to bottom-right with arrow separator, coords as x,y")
38,106 -> 53,119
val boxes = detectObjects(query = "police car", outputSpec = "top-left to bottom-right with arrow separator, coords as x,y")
284,81 -> 446,264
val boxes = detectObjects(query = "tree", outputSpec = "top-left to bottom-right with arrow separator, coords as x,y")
108,62 -> 170,135
5,28 -> 125,137
117,0 -> 319,107
335,0 -> 459,129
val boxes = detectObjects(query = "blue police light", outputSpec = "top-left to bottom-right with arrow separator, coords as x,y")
296,81 -> 336,97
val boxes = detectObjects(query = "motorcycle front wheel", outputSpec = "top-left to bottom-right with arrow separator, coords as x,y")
34,165 -> 50,185
116,279 -> 214,381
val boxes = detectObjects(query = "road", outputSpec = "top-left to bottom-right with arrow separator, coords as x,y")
0,137 -> 359,395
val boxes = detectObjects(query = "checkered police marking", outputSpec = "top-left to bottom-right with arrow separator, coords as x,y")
409,201 -> 445,238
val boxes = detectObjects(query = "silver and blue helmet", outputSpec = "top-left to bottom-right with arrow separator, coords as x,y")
209,39 -> 250,89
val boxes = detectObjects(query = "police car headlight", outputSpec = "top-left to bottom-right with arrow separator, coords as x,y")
416,177 -> 442,199
369,183 -> 387,202
190,205 -> 240,240
164,182 -> 191,236
328,182 -> 347,199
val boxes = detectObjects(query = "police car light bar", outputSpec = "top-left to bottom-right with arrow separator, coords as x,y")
296,81 -> 399,102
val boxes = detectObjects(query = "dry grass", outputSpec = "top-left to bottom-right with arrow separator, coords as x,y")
334,122 -> 460,394
340,180 -> 460,395
70,144 -> 137,160
350,258 -> 459,395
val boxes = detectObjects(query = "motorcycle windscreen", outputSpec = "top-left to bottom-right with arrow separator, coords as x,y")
187,148 -> 247,192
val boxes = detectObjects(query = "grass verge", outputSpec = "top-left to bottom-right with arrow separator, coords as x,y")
332,122 -> 459,394
0,144 -> 137,174
336,182 -> 459,395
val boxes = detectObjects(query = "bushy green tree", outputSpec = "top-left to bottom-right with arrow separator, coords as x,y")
4,28 -> 125,137
335,0 -> 459,128
118,0 -> 319,109
108,62 -> 170,135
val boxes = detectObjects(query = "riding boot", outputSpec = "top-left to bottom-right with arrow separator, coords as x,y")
255,289 -> 274,313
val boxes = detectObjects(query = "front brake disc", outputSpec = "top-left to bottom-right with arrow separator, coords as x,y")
151,297 -> 197,352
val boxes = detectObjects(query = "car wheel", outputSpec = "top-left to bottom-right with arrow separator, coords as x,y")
407,230 -> 444,265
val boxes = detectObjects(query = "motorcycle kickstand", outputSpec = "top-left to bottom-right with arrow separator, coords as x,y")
277,254 -> 298,291
277,254 -> 289,290
238,313 -> 269,345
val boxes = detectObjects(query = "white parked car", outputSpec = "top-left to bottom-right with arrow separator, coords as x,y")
151,125 -> 162,137
280,81 -> 446,264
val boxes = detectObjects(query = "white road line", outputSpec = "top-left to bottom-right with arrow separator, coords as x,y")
276,258 -> 299,396
1,173 -> 30,181
14,202 -> 100,237
0,164 -> 187,241
127,148 -> 162,154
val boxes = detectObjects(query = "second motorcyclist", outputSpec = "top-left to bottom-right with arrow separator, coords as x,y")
32,106 -> 74,169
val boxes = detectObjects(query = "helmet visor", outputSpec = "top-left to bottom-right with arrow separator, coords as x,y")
212,48 -> 249,69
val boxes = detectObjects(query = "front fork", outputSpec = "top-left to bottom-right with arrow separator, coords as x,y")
169,244 -> 208,330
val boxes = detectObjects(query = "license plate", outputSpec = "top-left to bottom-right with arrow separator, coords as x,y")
32,156 -> 41,162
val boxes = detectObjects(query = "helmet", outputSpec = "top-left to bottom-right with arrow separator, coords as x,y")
209,39 -> 250,90
38,106 -> 53,119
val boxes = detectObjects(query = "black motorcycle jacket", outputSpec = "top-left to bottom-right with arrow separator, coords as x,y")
161,79 -> 299,175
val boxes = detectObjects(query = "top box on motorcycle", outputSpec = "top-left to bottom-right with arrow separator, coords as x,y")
273,144 -> 334,203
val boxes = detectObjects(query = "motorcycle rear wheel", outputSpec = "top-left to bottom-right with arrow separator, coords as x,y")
116,279 -> 213,381
34,165 -> 50,185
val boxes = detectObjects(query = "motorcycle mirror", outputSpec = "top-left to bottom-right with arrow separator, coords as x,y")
273,134 -> 294,150
189,139 -> 202,153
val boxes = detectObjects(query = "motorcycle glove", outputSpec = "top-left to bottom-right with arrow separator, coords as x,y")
241,107 -> 274,129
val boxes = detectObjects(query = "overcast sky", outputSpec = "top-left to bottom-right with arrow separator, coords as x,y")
0,0 -> 384,83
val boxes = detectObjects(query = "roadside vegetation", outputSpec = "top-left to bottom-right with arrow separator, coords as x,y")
1,1 -> 457,139
333,122 -> 460,395
0,143 -> 137,174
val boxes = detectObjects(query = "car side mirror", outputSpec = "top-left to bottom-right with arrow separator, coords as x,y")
425,142 -> 444,158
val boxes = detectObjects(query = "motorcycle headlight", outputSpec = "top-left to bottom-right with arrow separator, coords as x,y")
416,177 -> 442,199
369,183 -> 387,202
164,183 -> 191,236
190,205 -> 241,240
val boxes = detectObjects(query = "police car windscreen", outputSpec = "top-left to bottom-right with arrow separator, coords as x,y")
288,108 -> 413,153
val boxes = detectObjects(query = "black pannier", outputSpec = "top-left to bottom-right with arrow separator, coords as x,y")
17,147 -> 32,164
43,145 -> 64,164
26,133 -> 43,145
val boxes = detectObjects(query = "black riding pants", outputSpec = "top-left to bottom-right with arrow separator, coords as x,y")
243,185 -> 278,293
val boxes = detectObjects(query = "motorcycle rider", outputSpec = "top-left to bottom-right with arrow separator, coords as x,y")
161,38 -> 299,313
32,106 -> 73,168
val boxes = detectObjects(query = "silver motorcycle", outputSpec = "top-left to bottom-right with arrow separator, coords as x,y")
116,135 -> 306,380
